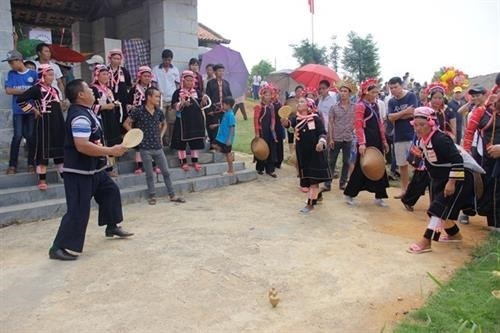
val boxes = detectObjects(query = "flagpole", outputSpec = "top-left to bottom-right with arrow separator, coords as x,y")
311,12 -> 314,44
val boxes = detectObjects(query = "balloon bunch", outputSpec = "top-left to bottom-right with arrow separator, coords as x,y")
431,66 -> 469,95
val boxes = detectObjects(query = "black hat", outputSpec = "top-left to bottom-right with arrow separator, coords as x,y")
468,84 -> 487,95
213,63 -> 225,71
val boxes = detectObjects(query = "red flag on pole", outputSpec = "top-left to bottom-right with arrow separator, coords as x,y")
308,0 -> 314,14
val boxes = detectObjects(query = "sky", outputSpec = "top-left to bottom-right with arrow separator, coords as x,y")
198,0 -> 500,83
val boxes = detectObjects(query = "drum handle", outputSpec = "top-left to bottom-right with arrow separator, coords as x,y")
201,94 -> 212,110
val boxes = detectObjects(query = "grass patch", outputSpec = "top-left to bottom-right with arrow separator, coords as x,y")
394,233 -> 500,333
233,99 -> 258,155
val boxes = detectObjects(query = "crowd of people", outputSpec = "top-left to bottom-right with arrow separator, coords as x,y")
3,44 -> 237,260
253,71 -> 500,255
2,41 -> 500,259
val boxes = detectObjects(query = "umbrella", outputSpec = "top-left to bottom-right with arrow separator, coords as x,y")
17,39 -> 44,58
266,69 -> 300,101
48,44 -> 86,63
291,64 -> 340,89
200,45 -> 249,98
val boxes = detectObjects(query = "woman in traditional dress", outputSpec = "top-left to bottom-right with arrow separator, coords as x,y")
272,85 -> 285,168
427,82 -> 456,139
17,64 -> 65,190
344,78 -> 390,206
254,84 -> 278,177
127,66 -> 156,174
465,90 -> 500,231
107,48 -> 131,110
408,107 -> 475,254
283,97 -> 330,213
171,70 -> 208,171
91,65 -> 123,177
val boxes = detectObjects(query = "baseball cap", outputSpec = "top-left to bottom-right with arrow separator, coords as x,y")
468,85 -> 487,95
453,87 -> 463,93
2,50 -> 23,62
86,54 -> 104,65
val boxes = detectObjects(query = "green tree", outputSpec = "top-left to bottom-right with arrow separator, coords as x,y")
341,31 -> 380,82
290,39 -> 328,66
250,60 -> 275,78
328,35 -> 342,72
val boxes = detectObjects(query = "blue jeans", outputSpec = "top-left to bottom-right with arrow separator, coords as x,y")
252,85 -> 260,99
9,113 -> 35,168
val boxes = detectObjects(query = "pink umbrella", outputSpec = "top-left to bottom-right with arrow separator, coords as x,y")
291,64 -> 340,89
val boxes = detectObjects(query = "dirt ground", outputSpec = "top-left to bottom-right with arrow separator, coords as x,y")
0,153 -> 489,333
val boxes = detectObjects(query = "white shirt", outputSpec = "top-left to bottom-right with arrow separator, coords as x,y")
377,99 -> 387,120
34,60 -> 63,96
317,94 -> 336,131
152,64 -> 180,102
252,75 -> 261,86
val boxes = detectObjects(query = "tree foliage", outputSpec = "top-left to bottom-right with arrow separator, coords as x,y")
341,31 -> 380,82
290,39 -> 328,66
250,60 -> 275,78
328,35 -> 342,72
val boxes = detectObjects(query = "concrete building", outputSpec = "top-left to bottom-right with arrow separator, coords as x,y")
0,0 -> 229,170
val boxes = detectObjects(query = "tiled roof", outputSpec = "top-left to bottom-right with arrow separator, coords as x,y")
198,22 -> 230,44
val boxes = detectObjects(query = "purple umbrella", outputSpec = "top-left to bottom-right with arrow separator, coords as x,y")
200,45 -> 249,98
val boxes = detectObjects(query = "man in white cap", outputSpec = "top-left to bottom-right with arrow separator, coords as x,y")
86,54 -> 104,72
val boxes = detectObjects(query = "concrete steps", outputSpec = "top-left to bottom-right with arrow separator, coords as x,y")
0,150 -> 257,226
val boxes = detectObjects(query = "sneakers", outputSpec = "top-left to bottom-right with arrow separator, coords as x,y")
374,199 -> 389,207
345,196 -> 355,205
458,213 -> 469,224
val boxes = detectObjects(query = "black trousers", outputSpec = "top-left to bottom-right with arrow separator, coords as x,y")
53,171 -> 123,252
401,170 -> 430,207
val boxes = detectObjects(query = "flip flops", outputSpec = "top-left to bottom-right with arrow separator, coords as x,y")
181,164 -> 190,172
407,243 -> 432,254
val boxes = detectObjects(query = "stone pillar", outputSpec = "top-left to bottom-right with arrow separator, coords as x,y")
148,0 -> 198,70
0,0 -> 14,162
71,21 -> 93,82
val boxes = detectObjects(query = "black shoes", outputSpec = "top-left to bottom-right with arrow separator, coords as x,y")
49,248 -> 78,261
105,226 -> 134,238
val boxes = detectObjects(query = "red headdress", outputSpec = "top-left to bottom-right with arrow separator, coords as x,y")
259,83 -> 275,98
304,87 -> 318,99
360,78 -> 379,95
179,70 -> 197,102
426,82 -> 447,97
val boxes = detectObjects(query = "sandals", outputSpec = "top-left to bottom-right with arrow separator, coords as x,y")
148,197 -> 157,205
407,243 -> 432,254
6,167 -> 16,175
439,234 -> 463,243
181,163 -> 190,172
37,181 -> 48,191
170,197 -> 186,203
134,168 -> 143,175
192,163 -> 202,172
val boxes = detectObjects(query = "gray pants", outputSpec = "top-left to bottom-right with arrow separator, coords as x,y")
326,141 -> 352,187
140,149 -> 175,198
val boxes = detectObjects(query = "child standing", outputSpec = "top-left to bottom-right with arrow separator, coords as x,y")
123,87 -> 185,205
214,97 -> 236,175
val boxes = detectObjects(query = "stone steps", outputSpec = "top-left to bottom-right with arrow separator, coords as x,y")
0,147 -> 258,226
0,161 -> 246,207
0,168 -> 256,226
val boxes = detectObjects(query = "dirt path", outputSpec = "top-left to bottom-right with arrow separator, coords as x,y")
0,153 -> 489,333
